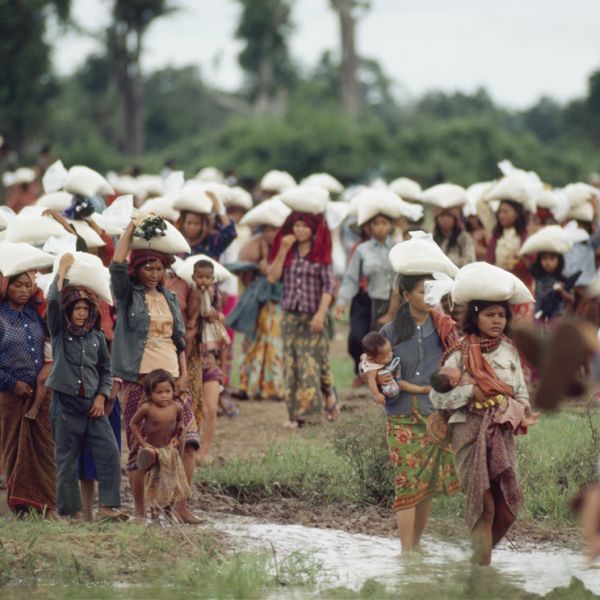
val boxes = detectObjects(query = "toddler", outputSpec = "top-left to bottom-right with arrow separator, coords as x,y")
359,332 -> 400,405
130,369 -> 191,517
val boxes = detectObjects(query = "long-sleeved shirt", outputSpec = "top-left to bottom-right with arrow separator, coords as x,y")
429,340 -> 529,423
110,262 -> 186,382
185,220 -> 237,260
0,303 -> 45,391
564,227 -> 600,286
337,237 -> 395,304
281,250 -> 335,315
45,279 -> 112,407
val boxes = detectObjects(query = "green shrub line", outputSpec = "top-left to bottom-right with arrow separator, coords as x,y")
199,404 -> 600,530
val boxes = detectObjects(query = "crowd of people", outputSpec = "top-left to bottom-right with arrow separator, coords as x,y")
1,156 -> 600,566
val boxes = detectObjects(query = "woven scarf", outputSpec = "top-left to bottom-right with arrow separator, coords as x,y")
446,334 -> 514,398
128,249 -> 174,278
431,310 -> 460,353
62,286 -> 101,336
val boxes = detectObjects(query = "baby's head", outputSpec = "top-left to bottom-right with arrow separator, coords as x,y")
192,259 -> 215,290
361,332 -> 393,365
430,367 -> 462,393
144,369 -> 176,407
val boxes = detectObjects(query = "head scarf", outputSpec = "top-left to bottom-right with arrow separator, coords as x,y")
62,286 -> 101,336
269,211 -> 332,268
128,249 -> 175,279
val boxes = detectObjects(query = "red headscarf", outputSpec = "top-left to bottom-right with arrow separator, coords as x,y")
269,211 -> 332,268
128,249 -> 175,278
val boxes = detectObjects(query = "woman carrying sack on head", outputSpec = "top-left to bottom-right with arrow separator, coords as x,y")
110,220 -> 201,523
0,270 -> 56,516
429,263 -> 538,565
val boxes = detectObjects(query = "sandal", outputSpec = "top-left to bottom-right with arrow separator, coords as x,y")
325,387 -> 340,422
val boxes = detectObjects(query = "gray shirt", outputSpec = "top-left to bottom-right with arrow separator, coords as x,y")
563,228 -> 600,286
337,237 -> 395,304
380,315 -> 442,416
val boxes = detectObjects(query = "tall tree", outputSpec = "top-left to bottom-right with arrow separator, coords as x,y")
235,0 -> 295,115
329,0 -> 370,117
0,0 -> 71,152
107,0 -> 176,155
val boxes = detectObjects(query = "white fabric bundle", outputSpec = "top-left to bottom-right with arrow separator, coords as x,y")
278,185 -> 329,215
139,196 -> 180,223
240,198 -> 291,228
464,182 -> 493,217
64,165 -> 113,197
354,189 -> 423,225
175,254 -> 235,286
419,183 -> 467,208
2,167 -> 37,188
114,175 -> 142,197
518,225 -> 573,255
301,173 -> 344,194
36,191 -> 74,211
325,201 -> 349,230
566,201 -> 594,222
0,242 -> 55,277
483,161 -> 542,212
260,170 -> 296,193
564,182 -> 600,208
130,218 -> 190,254
172,181 -> 215,215
5,214 -> 67,245
90,194 -> 134,235
52,252 -> 112,304
388,177 -> 422,201
0,206 -> 13,230
68,220 -> 105,249
388,231 -> 459,278
226,186 -> 253,210
450,262 -> 533,305
136,174 -> 164,198
195,167 -> 224,183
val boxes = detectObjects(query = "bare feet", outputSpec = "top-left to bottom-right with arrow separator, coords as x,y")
173,501 -> 204,524
325,390 -> 340,422
97,507 -> 129,522
282,420 -> 301,429
196,453 -> 214,467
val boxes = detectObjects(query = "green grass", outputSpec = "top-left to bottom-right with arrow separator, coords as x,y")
199,403 -> 600,533
0,517 -> 319,597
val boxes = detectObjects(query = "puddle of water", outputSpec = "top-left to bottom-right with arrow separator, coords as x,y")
210,515 -> 600,596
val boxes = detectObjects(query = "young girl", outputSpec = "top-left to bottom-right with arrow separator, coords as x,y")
46,254 -> 123,520
531,252 -> 577,323
186,259 -> 234,466
268,211 -> 338,428
130,369 -> 191,518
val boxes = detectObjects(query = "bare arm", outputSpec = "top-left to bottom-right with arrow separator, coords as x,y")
113,221 -> 136,263
266,235 -> 296,283
366,370 -> 385,405
400,381 -> 431,394
56,253 -> 74,291
379,288 -> 401,326
208,191 -> 231,227
130,404 -> 151,449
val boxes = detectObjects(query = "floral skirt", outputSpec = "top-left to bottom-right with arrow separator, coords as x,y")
239,301 -> 285,400
281,310 -> 332,423
121,381 -> 199,472
386,408 -> 459,512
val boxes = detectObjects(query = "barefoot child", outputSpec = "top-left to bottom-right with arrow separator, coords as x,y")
130,369 -> 191,515
359,332 -> 400,405
46,253 -> 124,520
186,259 -> 234,465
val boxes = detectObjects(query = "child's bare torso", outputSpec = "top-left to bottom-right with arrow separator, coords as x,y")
144,402 -> 180,449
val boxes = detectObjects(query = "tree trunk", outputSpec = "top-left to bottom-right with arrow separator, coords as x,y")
337,0 -> 360,117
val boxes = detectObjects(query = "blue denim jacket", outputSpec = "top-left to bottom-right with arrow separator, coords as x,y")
110,262 -> 186,382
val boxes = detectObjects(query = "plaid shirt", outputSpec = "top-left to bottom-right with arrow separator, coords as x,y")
281,251 -> 335,314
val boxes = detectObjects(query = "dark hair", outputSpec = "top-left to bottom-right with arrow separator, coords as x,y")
430,371 -> 454,393
530,252 -> 565,280
143,369 -> 176,398
361,332 -> 389,356
433,212 -> 462,253
576,219 -> 594,235
493,200 -> 528,237
193,259 -> 214,274
462,300 -> 512,336
464,214 -> 483,233
65,298 -> 91,321
391,274 -> 429,342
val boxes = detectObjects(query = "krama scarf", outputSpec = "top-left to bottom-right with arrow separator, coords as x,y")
62,286 -> 101,336
128,249 -> 175,278
269,211 -> 332,268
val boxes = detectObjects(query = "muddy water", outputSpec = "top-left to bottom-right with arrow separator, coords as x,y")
210,515 -> 600,596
